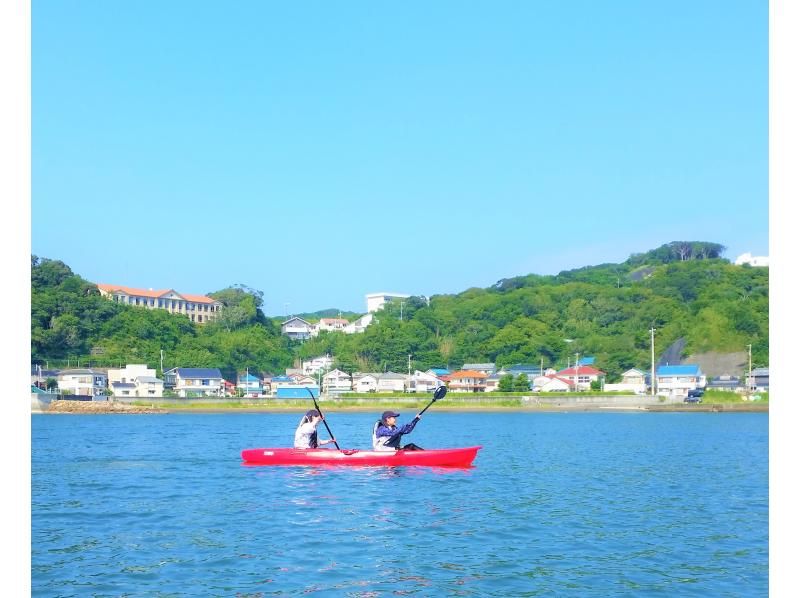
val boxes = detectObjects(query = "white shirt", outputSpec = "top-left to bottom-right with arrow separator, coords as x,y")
294,420 -> 319,449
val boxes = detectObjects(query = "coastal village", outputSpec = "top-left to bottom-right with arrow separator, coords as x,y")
31,282 -> 769,404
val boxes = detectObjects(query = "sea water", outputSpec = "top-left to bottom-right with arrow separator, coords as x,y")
32,412 -> 768,596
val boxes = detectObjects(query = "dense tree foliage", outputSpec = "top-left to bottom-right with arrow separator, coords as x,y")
31,243 -> 768,382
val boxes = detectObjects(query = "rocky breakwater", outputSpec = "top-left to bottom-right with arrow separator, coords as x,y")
46,400 -> 166,414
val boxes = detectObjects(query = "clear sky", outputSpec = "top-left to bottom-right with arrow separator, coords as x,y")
31,0 -> 767,315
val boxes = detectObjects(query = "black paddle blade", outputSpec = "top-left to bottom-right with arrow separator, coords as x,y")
434,385 -> 447,401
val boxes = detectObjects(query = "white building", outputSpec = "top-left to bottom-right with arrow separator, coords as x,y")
734,252 -> 769,267
343,313 -> 374,334
366,292 -> 411,314
58,369 -> 108,397
107,364 -> 155,385
408,370 -> 442,392
174,368 -> 223,397
377,372 -> 408,393
322,369 -> 353,395
603,368 -> 648,394
281,317 -> 314,341
352,373 -> 379,393
302,355 -> 335,375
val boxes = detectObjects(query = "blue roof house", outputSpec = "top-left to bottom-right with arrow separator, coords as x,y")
655,365 -> 706,398
237,373 -> 263,397
174,368 -> 223,397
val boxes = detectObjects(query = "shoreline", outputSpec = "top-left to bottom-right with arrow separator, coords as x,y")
40,399 -> 768,415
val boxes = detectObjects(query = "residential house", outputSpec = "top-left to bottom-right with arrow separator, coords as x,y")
655,365 -> 706,397
58,368 -> 108,397
408,370 -> 442,393
237,373 -> 263,397
462,363 -> 496,376
449,370 -> 489,393
221,380 -> 237,397
604,368 -> 648,394
539,376 -> 574,392
110,382 -> 137,397
281,317 -> 314,341
706,375 -> 741,391
135,376 -> 164,397
485,373 -> 502,392
107,364 -> 155,386
322,369 -> 353,395
343,313 -> 374,334
555,365 -> 606,391
366,292 -> 411,313
377,372 -> 408,393
270,375 -> 320,398
96,284 -> 222,323
426,368 -> 450,378
746,367 -> 769,392
316,318 -> 349,334
507,364 -> 543,378
302,355 -> 334,375
352,373 -> 379,393
174,368 -> 223,397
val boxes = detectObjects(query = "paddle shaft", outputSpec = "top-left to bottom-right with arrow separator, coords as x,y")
309,389 -> 340,449
413,386 -> 448,421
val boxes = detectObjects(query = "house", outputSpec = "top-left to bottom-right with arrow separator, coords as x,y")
31,365 -> 60,390
271,374 -> 320,398
485,373 -> 502,392
655,365 -> 706,397
408,370 -> 442,393
352,373 -> 379,393
174,368 -> 223,397
426,368 -> 450,378
506,364 -> 543,378
57,368 -> 108,397
377,372 -> 408,393
316,318 -> 349,334
366,292 -> 411,313
107,364 -> 156,385
555,365 -> 606,391
539,376 -> 574,393
604,368 -> 648,394
462,363 -> 496,376
322,369 -> 353,395
449,370 -> 489,393
302,355 -> 334,375
222,380 -> 237,396
96,284 -> 222,323
706,375 -> 741,391
281,317 -> 314,341
343,313 -> 374,334
110,382 -> 137,397
746,367 -> 769,392
237,373 -> 263,397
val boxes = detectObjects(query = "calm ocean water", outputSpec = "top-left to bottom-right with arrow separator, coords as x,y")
32,412 -> 768,597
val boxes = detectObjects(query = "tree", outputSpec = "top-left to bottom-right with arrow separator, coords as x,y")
513,374 -> 531,392
498,374 -> 514,392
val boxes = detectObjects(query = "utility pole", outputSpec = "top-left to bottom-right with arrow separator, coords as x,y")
408,354 -> 412,378
650,327 -> 656,396
160,350 -> 164,376
575,353 -> 580,389
747,343 -> 752,399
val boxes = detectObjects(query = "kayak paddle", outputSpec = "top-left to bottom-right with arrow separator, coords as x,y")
306,387 -> 341,449
413,385 -> 447,421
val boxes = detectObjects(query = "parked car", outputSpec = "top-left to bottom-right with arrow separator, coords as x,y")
684,389 -> 704,403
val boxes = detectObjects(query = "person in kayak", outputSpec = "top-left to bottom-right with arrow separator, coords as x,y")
372,410 -> 424,451
294,409 -> 336,449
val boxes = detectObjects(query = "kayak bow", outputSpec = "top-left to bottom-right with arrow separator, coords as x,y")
241,446 -> 482,467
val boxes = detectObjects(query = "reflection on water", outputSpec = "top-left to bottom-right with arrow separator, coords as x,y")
32,412 -> 768,596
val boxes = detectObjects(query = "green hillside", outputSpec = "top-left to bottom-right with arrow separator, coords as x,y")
30,242 -> 768,381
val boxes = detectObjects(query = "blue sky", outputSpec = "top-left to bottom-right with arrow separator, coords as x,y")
31,0 -> 767,315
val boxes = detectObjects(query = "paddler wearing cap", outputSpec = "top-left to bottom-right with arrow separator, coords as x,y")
372,410 -> 424,452
293,409 -> 336,449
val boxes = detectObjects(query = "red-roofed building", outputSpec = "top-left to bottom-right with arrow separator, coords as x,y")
96,284 -> 223,324
555,365 -> 606,391
448,370 -> 489,393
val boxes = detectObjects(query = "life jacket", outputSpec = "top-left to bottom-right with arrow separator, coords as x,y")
372,420 -> 401,451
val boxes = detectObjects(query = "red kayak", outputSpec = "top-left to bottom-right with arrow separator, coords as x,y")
241,446 -> 482,467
